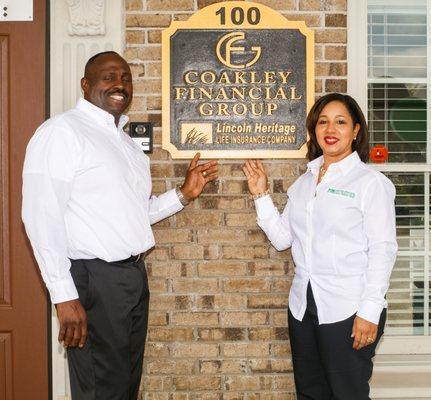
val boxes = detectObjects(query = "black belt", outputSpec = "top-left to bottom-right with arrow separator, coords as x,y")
116,253 -> 144,264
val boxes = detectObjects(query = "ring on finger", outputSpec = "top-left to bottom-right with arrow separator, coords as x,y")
202,171 -> 207,177
366,337 -> 374,343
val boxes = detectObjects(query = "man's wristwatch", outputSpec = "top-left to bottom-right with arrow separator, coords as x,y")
176,187 -> 190,206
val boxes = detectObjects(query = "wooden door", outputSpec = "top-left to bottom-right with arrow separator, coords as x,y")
0,1 -> 49,399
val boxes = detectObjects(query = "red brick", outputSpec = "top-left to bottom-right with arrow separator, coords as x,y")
222,246 -> 268,260
147,327 -> 194,342
198,261 -> 247,276
171,343 -> 219,358
223,343 -> 270,357
325,78 -> 347,92
172,376 -> 222,390
172,278 -> 219,293
171,312 -> 219,326
196,294 -> 247,310
176,211 -> 224,228
223,278 -> 271,293
247,295 -> 289,309
325,13 -> 347,27
146,359 -> 195,374
147,0 -> 194,11
126,14 -> 171,28
220,311 -> 268,327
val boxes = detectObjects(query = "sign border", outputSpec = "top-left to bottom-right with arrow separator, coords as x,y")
162,1 -> 315,159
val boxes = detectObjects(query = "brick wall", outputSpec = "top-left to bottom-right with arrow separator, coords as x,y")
124,0 -> 347,398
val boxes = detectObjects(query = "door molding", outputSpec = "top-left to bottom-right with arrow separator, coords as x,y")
0,35 -> 10,309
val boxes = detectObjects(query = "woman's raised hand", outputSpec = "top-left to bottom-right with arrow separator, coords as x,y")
242,160 -> 269,196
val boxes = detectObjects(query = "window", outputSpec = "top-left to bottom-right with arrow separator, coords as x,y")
366,0 -> 430,338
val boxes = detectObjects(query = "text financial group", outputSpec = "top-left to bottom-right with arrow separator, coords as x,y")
173,70 -> 302,117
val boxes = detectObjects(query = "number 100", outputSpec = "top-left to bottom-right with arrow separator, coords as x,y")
216,6 -> 261,25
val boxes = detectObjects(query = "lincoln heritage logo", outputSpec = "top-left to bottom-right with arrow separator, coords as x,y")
215,32 -> 261,69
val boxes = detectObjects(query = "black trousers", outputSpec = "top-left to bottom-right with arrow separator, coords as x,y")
288,283 -> 386,400
67,258 -> 149,400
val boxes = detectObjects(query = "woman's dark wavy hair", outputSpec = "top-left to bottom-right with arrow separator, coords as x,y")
306,93 -> 369,162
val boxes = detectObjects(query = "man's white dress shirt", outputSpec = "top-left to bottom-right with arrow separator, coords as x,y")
22,98 -> 183,304
255,152 -> 397,325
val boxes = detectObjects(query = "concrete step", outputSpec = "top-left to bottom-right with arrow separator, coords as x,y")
370,356 -> 431,399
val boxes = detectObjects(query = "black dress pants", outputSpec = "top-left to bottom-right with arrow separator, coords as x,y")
67,258 -> 149,400
288,283 -> 386,400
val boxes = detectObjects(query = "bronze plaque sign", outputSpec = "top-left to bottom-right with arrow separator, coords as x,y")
162,1 -> 314,159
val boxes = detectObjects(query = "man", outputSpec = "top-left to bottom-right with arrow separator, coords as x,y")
22,51 -> 218,400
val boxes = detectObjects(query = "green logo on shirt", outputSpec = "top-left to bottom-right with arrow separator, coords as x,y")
327,188 -> 355,198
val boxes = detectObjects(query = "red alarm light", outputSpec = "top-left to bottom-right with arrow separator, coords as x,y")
370,145 -> 389,163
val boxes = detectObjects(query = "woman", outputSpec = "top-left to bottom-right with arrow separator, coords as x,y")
243,93 -> 397,400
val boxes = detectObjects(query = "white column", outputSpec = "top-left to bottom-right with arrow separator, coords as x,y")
347,0 -> 368,117
50,1 -> 123,398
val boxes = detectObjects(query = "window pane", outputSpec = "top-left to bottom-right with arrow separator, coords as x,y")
368,83 -> 427,163
387,46 -> 424,56
386,14 -> 426,25
368,5 -> 427,79
387,57 -> 426,68
386,35 -> 426,46
385,256 -> 427,335
372,14 -> 384,23
387,25 -> 426,35
386,172 -> 425,251
382,172 -> 430,336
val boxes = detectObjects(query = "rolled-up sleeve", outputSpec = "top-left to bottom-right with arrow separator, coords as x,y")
22,121 -> 79,304
255,194 -> 293,251
357,175 -> 398,324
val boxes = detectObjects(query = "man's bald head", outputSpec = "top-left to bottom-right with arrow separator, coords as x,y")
81,51 -> 133,125
84,51 -> 122,78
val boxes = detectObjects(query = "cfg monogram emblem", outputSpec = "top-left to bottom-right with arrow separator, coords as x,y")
215,32 -> 261,69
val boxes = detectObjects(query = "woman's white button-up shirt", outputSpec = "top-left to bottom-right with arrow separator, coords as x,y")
255,151 -> 397,325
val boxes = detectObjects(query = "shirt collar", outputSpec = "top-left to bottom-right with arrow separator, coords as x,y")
307,155 -> 324,175
75,98 -> 129,131
307,151 -> 361,176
